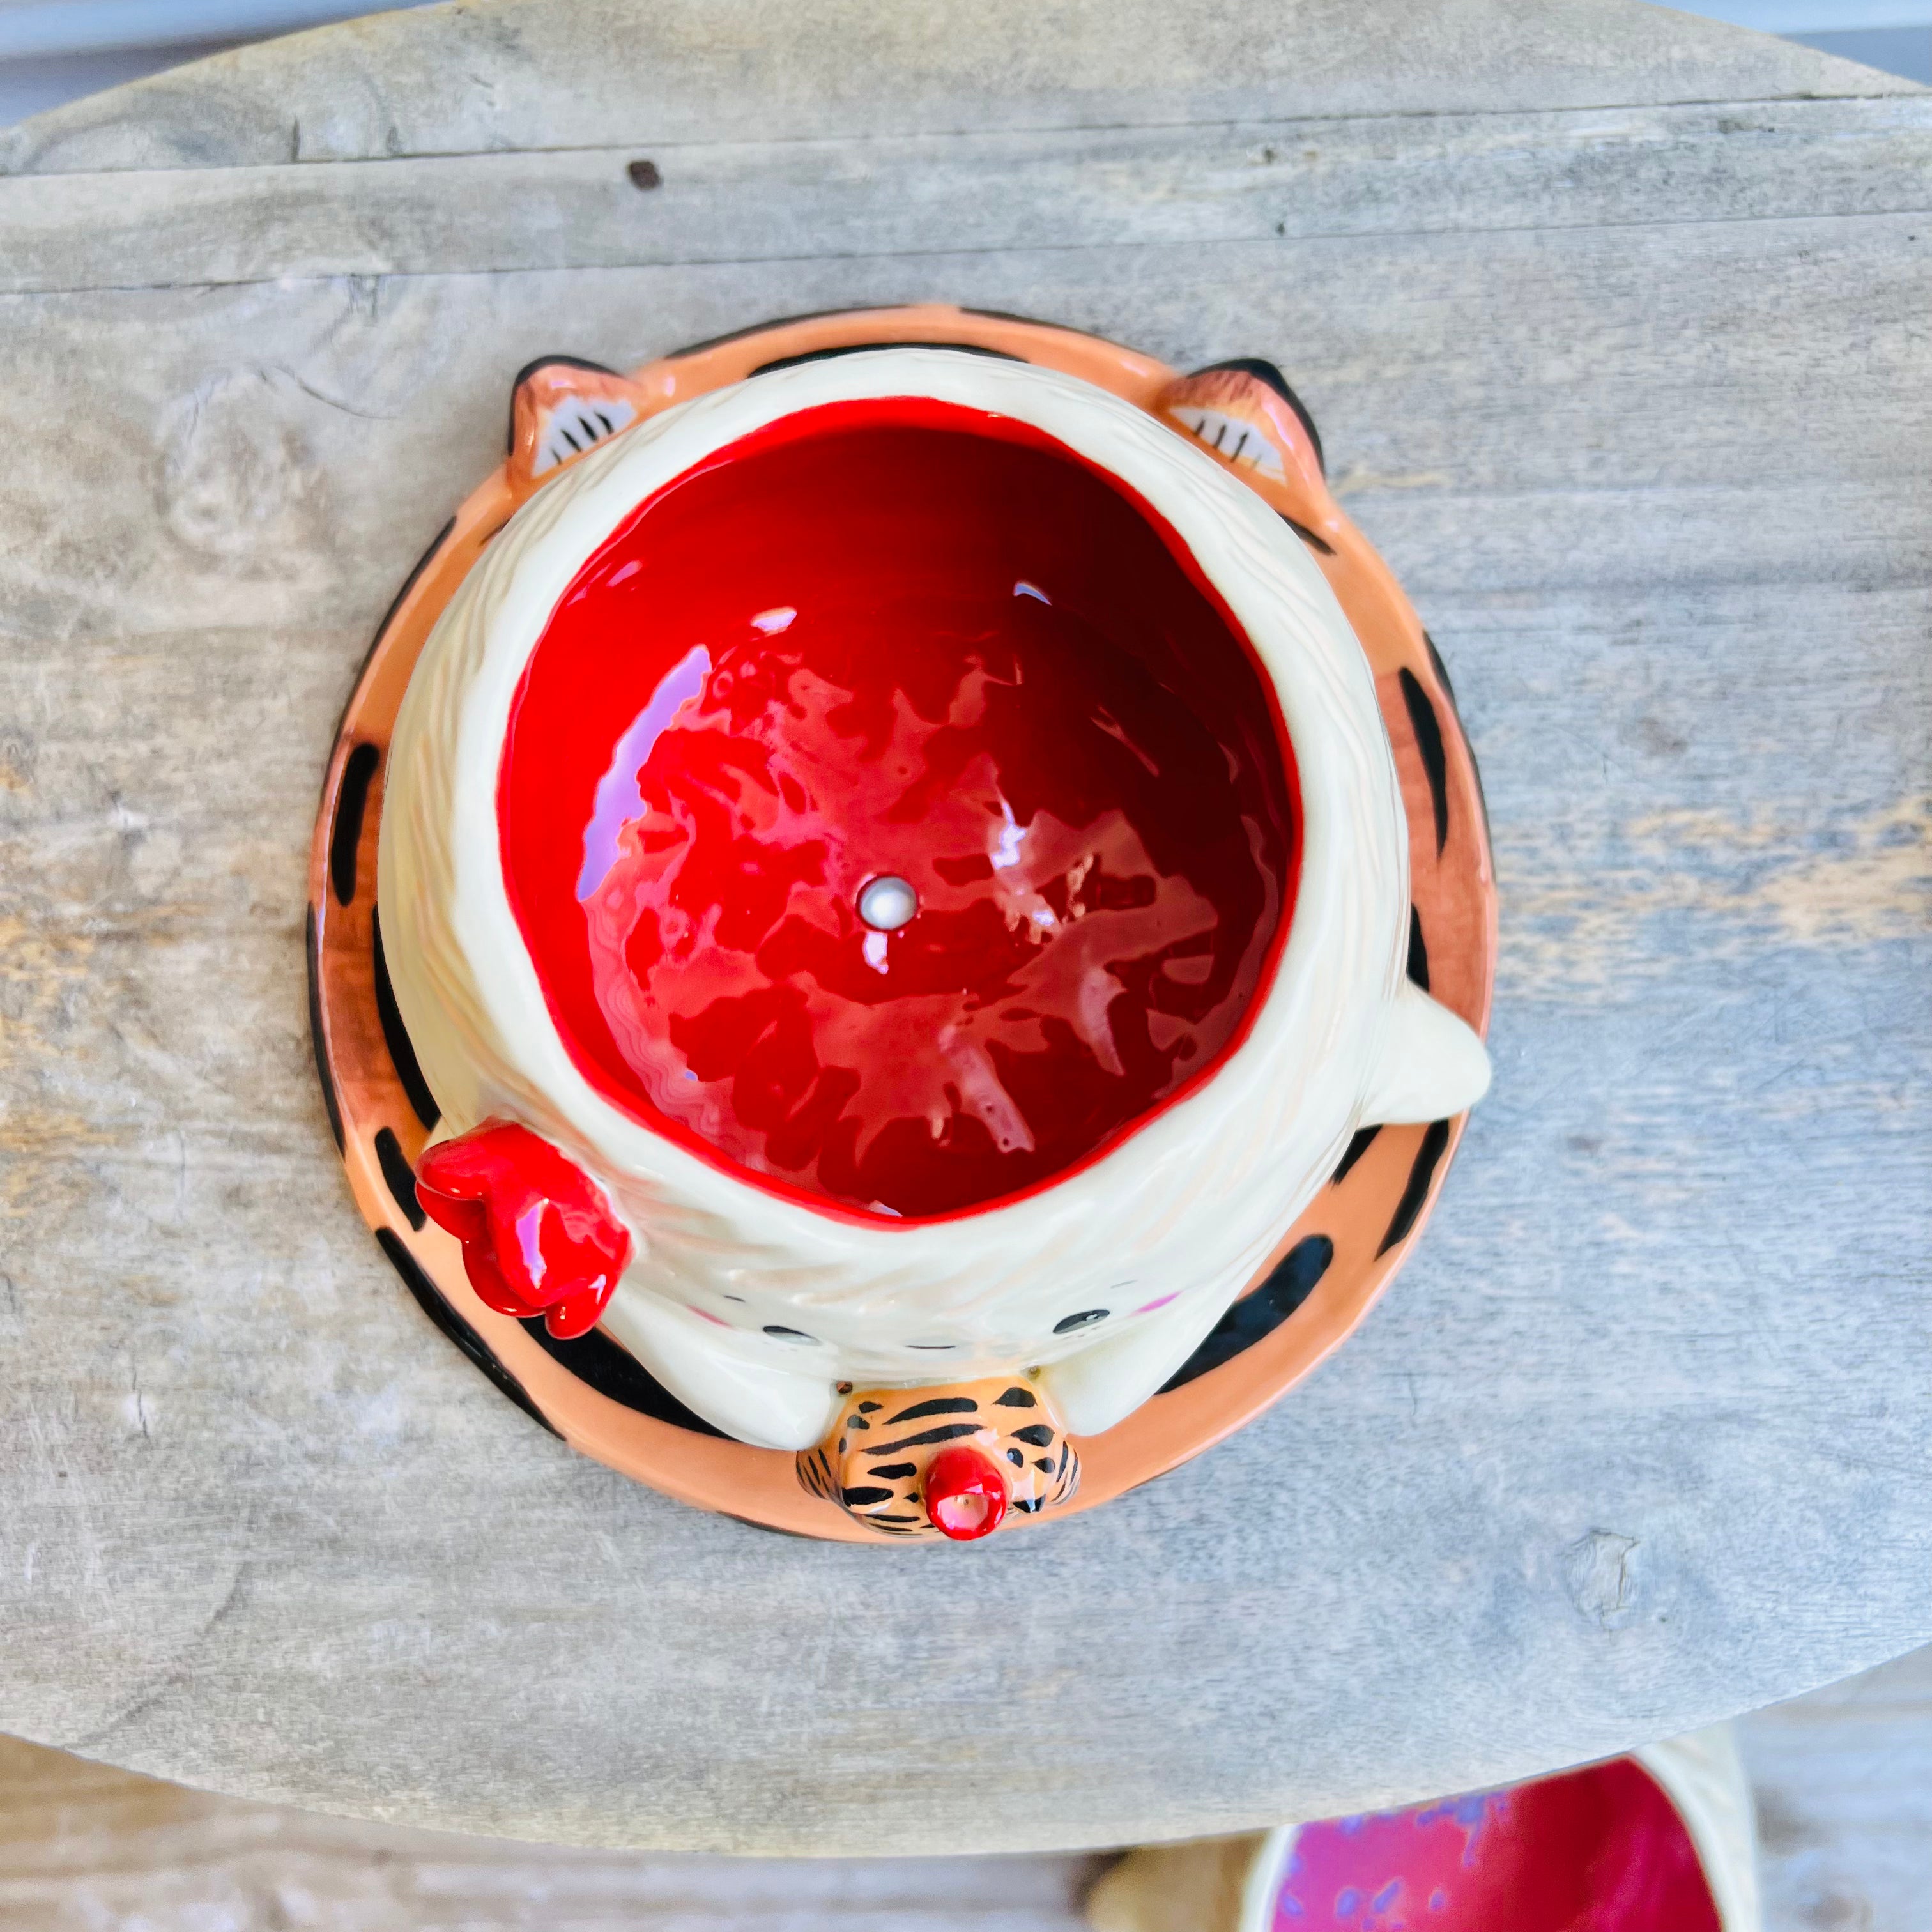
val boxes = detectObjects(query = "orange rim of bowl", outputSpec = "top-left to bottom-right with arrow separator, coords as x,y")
307,303 -> 1497,1543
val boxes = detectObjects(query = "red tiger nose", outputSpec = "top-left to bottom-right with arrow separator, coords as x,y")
923,1446 -> 1009,1541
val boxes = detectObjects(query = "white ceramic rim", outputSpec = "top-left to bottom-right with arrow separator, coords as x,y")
379,349 -> 1409,1386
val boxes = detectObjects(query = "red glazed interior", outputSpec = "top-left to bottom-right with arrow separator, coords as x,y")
500,397 -> 1298,1221
1273,1759 -> 1722,1932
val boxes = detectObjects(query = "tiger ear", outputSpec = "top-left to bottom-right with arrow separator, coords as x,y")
506,356 -> 648,496
1153,358 -> 1328,505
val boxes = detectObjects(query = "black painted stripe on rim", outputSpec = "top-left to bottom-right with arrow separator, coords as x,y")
373,1126 -> 425,1230
372,909 -> 441,1132
726,1513 -> 824,1540
375,1227 -> 558,1437
668,308 -> 891,358
1407,904 -> 1431,992
868,1462 -> 918,1480
518,1320 -> 727,1438
1159,1235 -> 1335,1393
1378,1119 -> 1453,1257
328,742 -> 379,906
1423,630 -> 1459,710
1190,358 -> 1325,476
1331,1124 -> 1379,1185
1399,667 -> 1450,855
1424,631 -> 1493,846
368,516 -> 455,661
841,1485 -> 894,1507
305,906 -> 344,1154
327,510 -> 456,753
1280,512 -> 1335,555
993,1386 -> 1037,1408
1011,1423 -> 1055,1448
750,340 -> 1023,378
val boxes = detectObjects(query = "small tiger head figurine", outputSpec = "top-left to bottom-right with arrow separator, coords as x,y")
799,1377 -> 1081,1540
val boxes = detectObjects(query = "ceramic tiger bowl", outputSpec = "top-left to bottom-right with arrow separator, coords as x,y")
310,306 -> 1496,1542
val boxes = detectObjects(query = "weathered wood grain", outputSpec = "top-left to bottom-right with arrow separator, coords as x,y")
0,0 -> 1928,1856
1,1650 -> 1928,1931
1742,1644 -> 1932,1932
6,97 -> 1932,298
0,1732 -> 1108,1929
0,0 -> 1917,178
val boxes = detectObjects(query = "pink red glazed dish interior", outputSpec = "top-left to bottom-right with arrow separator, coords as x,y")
308,305 -> 1496,1543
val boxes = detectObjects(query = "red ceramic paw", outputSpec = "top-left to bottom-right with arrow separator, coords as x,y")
415,1121 -> 632,1340
923,1446 -> 1009,1540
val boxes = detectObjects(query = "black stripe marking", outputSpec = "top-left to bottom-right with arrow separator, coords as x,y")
884,1395 -> 980,1425
1012,1424 -> 1055,1448
1423,631 -> 1459,709
1192,358 -> 1324,475
372,909 -> 441,1131
1280,512 -> 1335,555
1407,904 -> 1431,992
374,1126 -> 425,1230
994,1386 -> 1036,1408
1053,1308 -> 1108,1334
868,1462 -> 918,1480
1160,1235 -> 1336,1392
841,1485 -> 895,1507
1425,631 -> 1493,846
1034,1457 -> 1054,1472
305,907 -> 344,1153
857,1400 -> 883,1413
1399,668 -> 1450,855
762,1325 -> 816,1342
328,742 -> 378,905
868,1422 -> 986,1453
506,355 -> 622,452
751,341 -> 1023,377
846,1414 -> 870,1430
726,1513 -> 822,1540
519,1320 -> 727,1437
668,309 -> 884,357
375,1228 -> 558,1436
1331,1124 -> 1380,1184
1006,1448 -> 1025,1466
1012,1495 -> 1041,1512
1379,1119 -> 1452,1256
363,515 -> 455,670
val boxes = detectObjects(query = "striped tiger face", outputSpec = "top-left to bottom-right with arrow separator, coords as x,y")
798,1377 -> 1081,1540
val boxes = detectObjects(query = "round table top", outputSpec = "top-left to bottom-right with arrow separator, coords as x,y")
2,0 -> 1928,1855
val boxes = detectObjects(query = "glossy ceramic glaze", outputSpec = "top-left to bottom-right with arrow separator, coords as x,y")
502,400 -> 1296,1220
1273,1761 -> 1723,1932
1088,1729 -> 1758,1932
311,304 -> 1498,1541
414,1119 -> 631,1338
797,1374 -> 1080,1539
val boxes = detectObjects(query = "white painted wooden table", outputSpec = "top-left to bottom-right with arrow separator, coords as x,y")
1,0 -> 1928,1855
